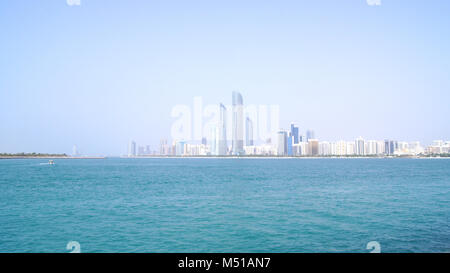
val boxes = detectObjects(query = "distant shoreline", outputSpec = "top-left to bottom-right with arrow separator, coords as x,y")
118,155 -> 450,159
1,156 -> 448,160
0,156 -> 105,159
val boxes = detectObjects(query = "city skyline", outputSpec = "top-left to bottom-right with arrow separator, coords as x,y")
125,92 -> 450,158
1,1 -> 450,155
127,136 -> 450,158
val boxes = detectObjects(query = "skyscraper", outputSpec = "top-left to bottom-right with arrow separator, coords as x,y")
128,140 -> 136,157
308,139 -> 319,156
210,125 -> 218,156
160,139 -> 168,155
72,145 -> 79,157
384,140 -> 390,155
218,103 -> 228,155
299,134 -> 306,143
245,117 -> 254,146
290,123 -> 299,144
366,140 -> 378,155
306,130 -> 315,142
176,141 -> 185,156
391,140 -> 397,155
232,91 -> 244,155
319,141 -> 331,156
277,131 -> 287,156
384,139 -> 396,155
355,137 -> 365,156
287,135 -> 293,156
137,146 -> 145,156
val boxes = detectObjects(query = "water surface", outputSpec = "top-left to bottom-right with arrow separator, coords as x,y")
0,158 -> 449,252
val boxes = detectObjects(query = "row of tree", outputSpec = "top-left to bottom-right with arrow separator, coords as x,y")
0,153 -> 67,157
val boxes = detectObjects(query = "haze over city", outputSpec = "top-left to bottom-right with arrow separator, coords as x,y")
1,0 -> 449,156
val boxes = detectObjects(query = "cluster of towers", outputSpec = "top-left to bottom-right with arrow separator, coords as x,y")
276,125 -> 315,156
210,92 -> 248,156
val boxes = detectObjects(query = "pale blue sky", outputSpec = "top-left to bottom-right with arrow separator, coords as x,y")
1,0 -> 449,155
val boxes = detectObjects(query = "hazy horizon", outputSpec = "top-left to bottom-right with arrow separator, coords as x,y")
1,0 -> 450,155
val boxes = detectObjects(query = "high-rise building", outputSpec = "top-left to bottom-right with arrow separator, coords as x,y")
366,140 -> 378,155
210,125 -> 218,156
293,142 -> 307,156
299,134 -> 306,143
376,141 -> 385,155
308,139 -> 319,156
287,135 -> 293,156
408,141 -> 424,155
396,141 -> 410,155
355,137 -> 365,156
171,141 -> 177,156
290,123 -> 299,144
245,117 -> 254,146
175,141 -> 185,156
128,140 -> 136,157
218,103 -> 228,156
346,141 -> 356,155
319,141 -> 331,156
138,146 -> 145,156
384,140 -> 390,155
330,142 -> 337,155
337,140 -> 347,156
72,145 -> 79,157
277,131 -> 287,156
160,139 -> 169,155
384,140 -> 396,155
306,130 -> 315,142
232,92 -> 244,155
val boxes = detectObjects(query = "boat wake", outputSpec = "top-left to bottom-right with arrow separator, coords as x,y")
40,160 -> 55,165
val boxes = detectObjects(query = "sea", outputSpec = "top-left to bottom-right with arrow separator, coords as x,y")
0,158 -> 449,253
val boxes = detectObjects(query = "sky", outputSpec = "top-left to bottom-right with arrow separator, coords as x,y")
1,0 -> 449,155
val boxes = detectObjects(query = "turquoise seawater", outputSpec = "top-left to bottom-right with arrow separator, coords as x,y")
0,158 -> 449,253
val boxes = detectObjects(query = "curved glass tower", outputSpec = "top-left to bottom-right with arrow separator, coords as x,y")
218,103 -> 228,156
246,117 -> 254,146
232,92 -> 244,155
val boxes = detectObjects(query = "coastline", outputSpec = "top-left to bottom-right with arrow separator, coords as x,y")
2,156 -> 448,160
0,156 -> 106,159
117,155 -> 450,159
